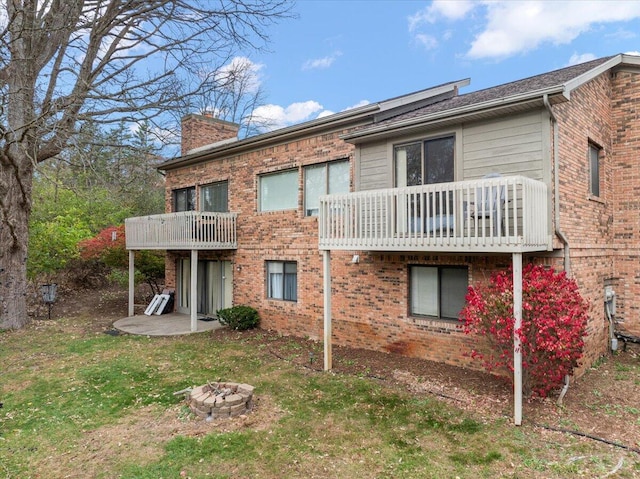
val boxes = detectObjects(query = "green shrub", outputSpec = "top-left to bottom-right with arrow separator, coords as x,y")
217,306 -> 260,331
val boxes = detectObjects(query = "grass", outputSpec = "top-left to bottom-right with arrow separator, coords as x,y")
1,317 -> 639,478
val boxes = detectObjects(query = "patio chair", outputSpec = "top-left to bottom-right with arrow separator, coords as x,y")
468,173 -> 505,234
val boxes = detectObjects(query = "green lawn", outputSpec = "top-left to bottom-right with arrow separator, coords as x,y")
1,317 -> 638,478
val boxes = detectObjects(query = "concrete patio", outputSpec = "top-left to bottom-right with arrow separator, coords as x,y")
113,313 -> 225,336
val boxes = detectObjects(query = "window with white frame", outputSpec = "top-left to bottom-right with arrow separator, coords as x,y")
266,261 -> 297,301
259,169 -> 298,212
304,160 -> 350,216
588,142 -> 601,197
201,181 -> 228,212
173,187 -> 195,212
410,265 -> 468,319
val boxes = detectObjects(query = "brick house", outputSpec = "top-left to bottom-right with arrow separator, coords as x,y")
125,53 -> 640,381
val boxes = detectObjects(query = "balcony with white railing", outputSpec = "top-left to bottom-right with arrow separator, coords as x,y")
318,175 -> 552,253
125,211 -> 238,250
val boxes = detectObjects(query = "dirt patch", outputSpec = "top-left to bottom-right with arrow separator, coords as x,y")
37,395 -> 285,477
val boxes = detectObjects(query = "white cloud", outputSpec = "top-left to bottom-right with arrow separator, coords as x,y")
625,50 -> 640,56
414,33 -> 439,50
249,98 -> 371,131
567,52 -> 596,66
302,51 -> 343,70
317,110 -> 335,119
252,101 -> 324,130
409,0 -> 475,30
408,1 -> 475,51
212,56 -> 264,93
467,1 -> 640,60
343,100 -> 370,111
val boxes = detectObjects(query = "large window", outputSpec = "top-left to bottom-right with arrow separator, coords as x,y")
395,136 -> 455,187
260,169 -> 298,212
266,261 -> 297,301
304,160 -> 350,216
588,142 -> 601,197
201,181 -> 228,212
410,266 -> 467,319
173,187 -> 195,212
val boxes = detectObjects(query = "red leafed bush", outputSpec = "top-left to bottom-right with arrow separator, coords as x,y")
78,225 -> 126,265
460,264 -> 588,397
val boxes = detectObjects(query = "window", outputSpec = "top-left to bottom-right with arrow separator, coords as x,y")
266,261 -> 297,301
173,187 -> 195,212
260,169 -> 298,212
201,181 -> 228,212
304,160 -> 350,216
395,136 -> 454,187
410,266 -> 467,319
588,142 -> 601,197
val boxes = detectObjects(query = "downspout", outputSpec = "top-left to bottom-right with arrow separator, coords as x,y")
544,94 -> 571,405
544,94 -> 571,275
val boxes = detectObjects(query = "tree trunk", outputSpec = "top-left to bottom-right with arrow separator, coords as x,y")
0,153 -> 34,329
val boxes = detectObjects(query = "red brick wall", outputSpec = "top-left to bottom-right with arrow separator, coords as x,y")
163,68 -> 640,373
551,71 -> 627,363
611,70 -> 640,336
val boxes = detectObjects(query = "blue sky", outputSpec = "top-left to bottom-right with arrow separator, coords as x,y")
234,0 -> 640,130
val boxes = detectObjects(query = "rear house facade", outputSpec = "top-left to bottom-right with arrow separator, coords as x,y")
126,54 -> 640,377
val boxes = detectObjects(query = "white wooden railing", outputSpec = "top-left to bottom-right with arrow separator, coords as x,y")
318,175 -> 551,253
125,211 -> 237,250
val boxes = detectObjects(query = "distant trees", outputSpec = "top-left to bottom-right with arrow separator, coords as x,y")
0,0 -> 290,329
28,123 -> 165,283
177,56 -> 276,138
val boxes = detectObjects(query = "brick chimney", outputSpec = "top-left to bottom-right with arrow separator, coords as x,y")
181,114 -> 240,155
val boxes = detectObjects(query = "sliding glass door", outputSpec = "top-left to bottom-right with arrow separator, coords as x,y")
176,259 -> 232,317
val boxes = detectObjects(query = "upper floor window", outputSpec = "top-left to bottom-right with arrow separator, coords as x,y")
410,265 -> 467,320
173,187 -> 195,212
395,136 -> 455,187
266,261 -> 297,301
588,142 -> 601,197
259,169 -> 299,212
304,160 -> 350,216
201,181 -> 228,212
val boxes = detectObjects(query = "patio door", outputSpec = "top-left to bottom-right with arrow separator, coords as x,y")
176,259 -> 232,317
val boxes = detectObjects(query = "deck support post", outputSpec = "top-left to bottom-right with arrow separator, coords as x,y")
513,251 -> 523,426
190,249 -> 198,332
128,250 -> 135,317
323,250 -> 332,371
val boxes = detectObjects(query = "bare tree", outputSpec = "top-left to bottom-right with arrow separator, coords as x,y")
0,0 -> 291,329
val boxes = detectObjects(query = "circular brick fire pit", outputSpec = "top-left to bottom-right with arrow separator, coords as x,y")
187,382 -> 254,420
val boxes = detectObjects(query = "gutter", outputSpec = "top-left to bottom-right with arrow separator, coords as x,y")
343,86 -> 567,142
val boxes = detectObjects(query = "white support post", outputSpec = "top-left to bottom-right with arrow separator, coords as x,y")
128,250 -> 135,317
190,249 -> 198,332
513,252 -> 523,426
323,250 -> 332,371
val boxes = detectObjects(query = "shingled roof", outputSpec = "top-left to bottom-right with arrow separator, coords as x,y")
345,55 -> 617,139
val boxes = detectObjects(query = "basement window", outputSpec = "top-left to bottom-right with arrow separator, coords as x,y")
410,265 -> 468,320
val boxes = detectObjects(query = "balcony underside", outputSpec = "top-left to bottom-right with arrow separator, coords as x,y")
318,175 -> 552,254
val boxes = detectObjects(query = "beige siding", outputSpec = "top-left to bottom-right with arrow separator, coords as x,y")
355,111 -> 547,191
462,112 -> 545,181
359,141 -> 391,190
